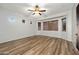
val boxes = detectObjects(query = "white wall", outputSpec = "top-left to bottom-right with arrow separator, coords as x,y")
72,4 -> 78,48
36,10 -> 73,41
0,9 -> 36,43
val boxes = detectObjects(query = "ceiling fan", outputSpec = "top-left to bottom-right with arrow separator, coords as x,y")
28,5 -> 46,15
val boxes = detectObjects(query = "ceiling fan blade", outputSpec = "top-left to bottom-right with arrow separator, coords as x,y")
32,13 -> 35,15
39,13 -> 42,15
28,9 -> 34,11
39,10 -> 46,12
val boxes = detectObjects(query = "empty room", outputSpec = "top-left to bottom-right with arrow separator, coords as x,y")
0,3 -> 79,55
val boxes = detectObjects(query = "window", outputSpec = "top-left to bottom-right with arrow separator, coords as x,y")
43,20 -> 58,31
62,17 -> 66,31
38,22 -> 41,30
43,22 -> 48,30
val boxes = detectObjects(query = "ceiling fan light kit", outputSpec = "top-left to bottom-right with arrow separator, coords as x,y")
28,5 -> 46,15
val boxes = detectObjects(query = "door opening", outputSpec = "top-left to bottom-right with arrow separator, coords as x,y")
76,4 -> 79,50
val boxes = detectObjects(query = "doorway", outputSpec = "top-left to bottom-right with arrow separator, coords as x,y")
76,4 -> 79,50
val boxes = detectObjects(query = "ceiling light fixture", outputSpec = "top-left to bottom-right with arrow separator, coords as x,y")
28,5 -> 46,15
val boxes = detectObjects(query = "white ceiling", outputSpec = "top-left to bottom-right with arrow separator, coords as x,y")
0,3 -> 76,20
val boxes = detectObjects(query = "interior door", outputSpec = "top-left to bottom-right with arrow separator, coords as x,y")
76,4 -> 79,50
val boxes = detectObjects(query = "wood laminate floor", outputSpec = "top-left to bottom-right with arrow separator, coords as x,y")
0,35 -> 79,55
